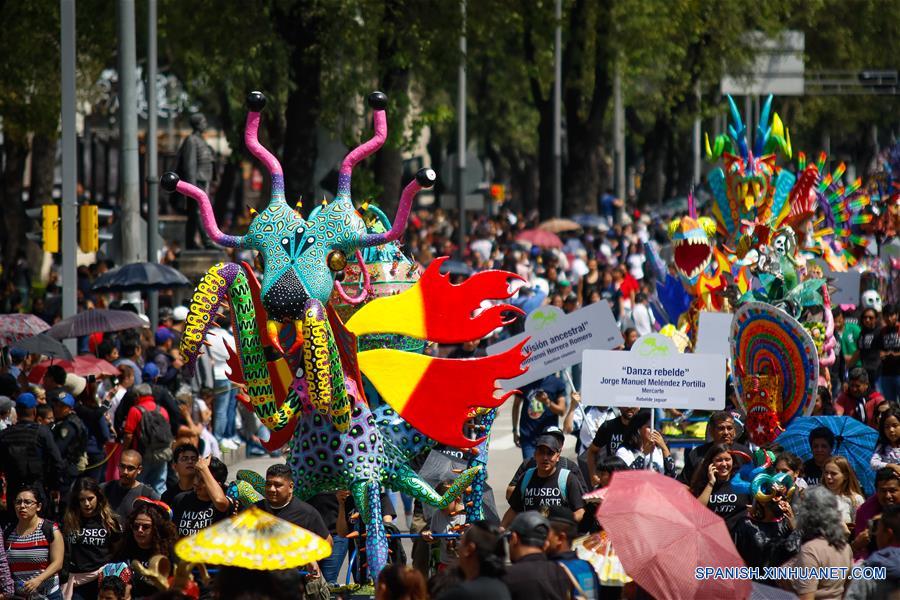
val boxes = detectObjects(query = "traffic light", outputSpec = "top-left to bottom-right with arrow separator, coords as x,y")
25,204 -> 60,253
79,205 -> 114,253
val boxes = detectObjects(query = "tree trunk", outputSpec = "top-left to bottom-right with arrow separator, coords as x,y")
0,138 -> 29,287
30,133 -> 57,207
638,117 -> 669,206
274,4 -> 323,206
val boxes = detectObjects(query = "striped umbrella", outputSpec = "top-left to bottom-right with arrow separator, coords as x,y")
46,309 -> 146,339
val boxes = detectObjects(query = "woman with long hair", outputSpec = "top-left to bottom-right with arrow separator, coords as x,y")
109,498 -> 177,599
821,456 -> 865,528
812,385 -> 836,416
435,520 -> 510,600
689,444 -> 751,530
871,405 -> 900,470
614,409 -> 675,476
5,485 -> 65,599
784,486 -> 853,599
61,477 -> 122,600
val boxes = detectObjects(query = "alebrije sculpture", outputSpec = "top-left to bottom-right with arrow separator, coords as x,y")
164,91 -> 529,579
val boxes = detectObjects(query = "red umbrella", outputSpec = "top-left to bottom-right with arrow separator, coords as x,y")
28,355 -> 121,384
515,228 -> 563,249
596,470 -> 751,600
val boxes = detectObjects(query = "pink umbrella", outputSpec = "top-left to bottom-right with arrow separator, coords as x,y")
515,228 -> 563,248
596,470 -> 751,600
0,314 -> 50,347
28,355 -> 120,384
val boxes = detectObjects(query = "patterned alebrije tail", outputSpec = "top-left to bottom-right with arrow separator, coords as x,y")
181,263 -> 241,374
465,409 -> 496,522
390,462 -> 481,510
351,480 -> 388,582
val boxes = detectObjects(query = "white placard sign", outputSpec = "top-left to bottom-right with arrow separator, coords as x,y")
581,350 -> 726,410
693,311 -> 735,357
828,270 -> 861,307
487,302 -> 622,390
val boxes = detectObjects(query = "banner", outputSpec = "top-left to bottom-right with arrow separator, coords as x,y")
487,302 -> 622,389
581,349 -> 726,410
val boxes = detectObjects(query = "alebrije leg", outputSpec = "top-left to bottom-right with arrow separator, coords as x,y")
351,479 -> 388,581
390,462 -> 481,510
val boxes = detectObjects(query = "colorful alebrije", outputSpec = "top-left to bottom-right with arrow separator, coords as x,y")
732,302 -> 818,446
167,91 -> 528,581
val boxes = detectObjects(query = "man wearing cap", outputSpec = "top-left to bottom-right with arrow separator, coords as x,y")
502,512 -> 575,600
147,326 -> 184,391
50,390 -> 89,494
547,506 -> 601,599
0,393 -> 64,521
502,432 -> 585,528
512,374 -> 568,461
506,426 -> 587,501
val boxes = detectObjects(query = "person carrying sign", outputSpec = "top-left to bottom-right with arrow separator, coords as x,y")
512,375 -> 567,461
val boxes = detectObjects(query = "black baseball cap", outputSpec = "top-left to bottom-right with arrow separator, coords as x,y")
546,505 -> 577,527
535,433 -> 562,453
542,425 -> 565,446
508,511 -> 550,547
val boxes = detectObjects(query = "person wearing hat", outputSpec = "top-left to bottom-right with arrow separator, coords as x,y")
502,512 -> 575,600
0,395 -> 13,431
547,506 -> 601,600
677,410 -> 750,485
50,390 -> 89,494
506,426 -> 586,501
0,392 -> 65,520
502,432 -> 585,528
147,326 -> 183,391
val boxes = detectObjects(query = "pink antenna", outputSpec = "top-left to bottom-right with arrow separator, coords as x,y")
688,187 -> 697,219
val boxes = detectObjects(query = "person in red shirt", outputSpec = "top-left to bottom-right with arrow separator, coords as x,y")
122,383 -> 171,494
836,368 -> 885,427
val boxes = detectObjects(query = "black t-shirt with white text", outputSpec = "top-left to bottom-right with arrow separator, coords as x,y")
590,417 -> 629,456
803,459 -> 823,487
172,491 -> 234,537
509,467 -> 584,513
706,479 -> 751,530
66,514 -> 120,572
878,326 -> 900,377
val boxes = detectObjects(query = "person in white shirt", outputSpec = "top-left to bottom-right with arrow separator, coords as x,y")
206,313 -> 240,450
631,292 -> 655,336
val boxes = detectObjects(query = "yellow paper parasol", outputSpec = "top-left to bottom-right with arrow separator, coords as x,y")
175,507 -> 331,570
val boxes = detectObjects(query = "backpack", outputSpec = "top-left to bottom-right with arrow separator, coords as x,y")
558,557 -> 599,600
137,404 -> 174,462
520,467 -> 570,503
1,423 -> 44,483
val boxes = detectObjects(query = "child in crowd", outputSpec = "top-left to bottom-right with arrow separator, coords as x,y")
872,406 -> 900,470
421,481 -> 467,572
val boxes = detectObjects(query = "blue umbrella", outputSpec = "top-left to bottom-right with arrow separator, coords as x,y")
775,416 -> 878,494
572,213 -> 608,230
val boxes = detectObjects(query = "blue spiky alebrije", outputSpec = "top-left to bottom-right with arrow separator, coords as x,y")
726,95 -> 749,159
771,169 -> 797,227
656,274 -> 693,325
753,96 -> 773,156
708,168 -> 737,239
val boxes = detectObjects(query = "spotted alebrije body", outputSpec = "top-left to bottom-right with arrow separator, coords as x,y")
464,408 -> 497,522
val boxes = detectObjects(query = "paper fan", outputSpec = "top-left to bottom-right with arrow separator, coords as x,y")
174,507 -> 331,570
731,302 -> 818,427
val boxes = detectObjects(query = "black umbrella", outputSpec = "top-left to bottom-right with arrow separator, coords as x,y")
11,333 -> 74,360
92,262 -> 191,292
46,309 -> 146,339
437,259 -> 474,277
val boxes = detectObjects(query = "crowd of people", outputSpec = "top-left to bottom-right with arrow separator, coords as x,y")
0,200 -> 898,600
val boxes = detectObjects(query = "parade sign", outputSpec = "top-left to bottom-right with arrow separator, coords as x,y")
694,311 -> 735,357
488,302 -> 622,390
581,349 -> 726,410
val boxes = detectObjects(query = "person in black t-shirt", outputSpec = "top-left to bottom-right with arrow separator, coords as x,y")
110,498 -> 178,599
802,426 -> 834,487
101,450 -> 159,520
171,456 -> 236,537
62,478 -> 122,599
688,443 -> 751,531
254,464 -> 331,542
585,407 -> 637,488
506,426 -> 586,501
877,304 -> 900,404
503,512 -> 574,600
502,434 -> 585,526
161,444 -> 199,507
